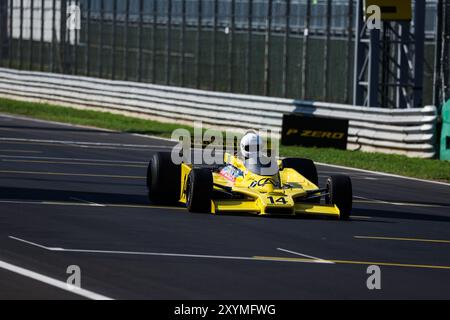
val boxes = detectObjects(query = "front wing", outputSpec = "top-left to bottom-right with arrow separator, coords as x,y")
211,198 -> 341,218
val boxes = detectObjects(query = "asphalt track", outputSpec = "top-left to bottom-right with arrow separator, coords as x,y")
0,113 -> 449,300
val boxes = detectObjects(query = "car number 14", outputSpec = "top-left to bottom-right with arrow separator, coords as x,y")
268,196 -> 288,205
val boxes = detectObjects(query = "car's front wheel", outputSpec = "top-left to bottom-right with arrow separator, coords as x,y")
282,158 -> 319,203
186,168 -> 213,213
325,175 -> 353,220
282,158 -> 318,186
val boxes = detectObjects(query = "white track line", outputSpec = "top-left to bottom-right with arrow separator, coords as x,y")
0,149 -> 42,153
9,236 -> 328,265
9,236 -> 63,250
1,159 -> 146,168
351,216 -> 373,220
0,260 -> 112,300
0,154 -> 147,164
277,248 -> 334,264
0,169 -> 144,179
0,137 -> 173,150
0,200 -> 112,208
354,196 -> 449,208
316,162 -> 450,187
131,133 -> 176,143
0,200 -> 185,211
70,197 -> 105,207
0,200 -> 92,207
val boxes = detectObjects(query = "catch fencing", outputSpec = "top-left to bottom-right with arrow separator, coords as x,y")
0,0 -> 440,105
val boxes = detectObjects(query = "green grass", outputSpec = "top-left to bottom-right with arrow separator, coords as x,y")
1,97 -> 449,183
0,98 -> 194,138
281,146 -> 449,182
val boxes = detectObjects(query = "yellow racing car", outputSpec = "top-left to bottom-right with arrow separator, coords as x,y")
146,148 -> 353,220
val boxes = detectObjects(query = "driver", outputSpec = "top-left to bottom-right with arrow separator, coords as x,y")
240,130 -> 265,161
219,131 -> 266,182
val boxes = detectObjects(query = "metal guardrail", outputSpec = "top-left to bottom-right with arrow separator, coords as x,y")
0,67 -> 438,158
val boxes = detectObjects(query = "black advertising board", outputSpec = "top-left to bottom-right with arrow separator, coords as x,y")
281,115 -> 349,150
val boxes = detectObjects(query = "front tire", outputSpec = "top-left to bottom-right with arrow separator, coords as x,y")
282,158 -> 318,186
186,168 -> 213,213
283,158 -> 319,203
147,152 -> 181,205
325,175 -> 353,220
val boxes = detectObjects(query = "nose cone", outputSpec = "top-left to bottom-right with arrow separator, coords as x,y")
259,181 -> 276,193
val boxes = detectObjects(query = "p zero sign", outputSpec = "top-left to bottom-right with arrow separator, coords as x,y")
281,115 -> 349,150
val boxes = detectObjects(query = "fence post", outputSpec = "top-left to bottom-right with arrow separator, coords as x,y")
50,0 -> 55,72
98,0 -> 103,77
434,0 -> 444,108
282,0 -> 291,98
60,0 -> 68,74
196,0 -> 202,89
85,0 -> 91,76
165,0 -> 172,85
180,0 -> 186,87
112,0 -> 117,80
19,0 -> 23,69
445,1 -> 450,103
39,0 -> 44,71
66,0 -> 72,74
263,0 -> 273,96
344,0 -> 353,104
353,0 -> 364,105
324,0 -> 332,100
413,0 -> 425,109
137,0 -> 143,82
151,0 -> 157,83
246,0 -> 253,94
124,0 -> 129,80
211,0 -> 218,91
0,0 -> 6,66
228,0 -> 235,92
8,0 -> 12,68
74,0 -> 80,75
301,0 -> 311,99
28,0 -> 34,70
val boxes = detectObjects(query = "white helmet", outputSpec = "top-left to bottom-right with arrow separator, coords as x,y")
240,131 -> 264,159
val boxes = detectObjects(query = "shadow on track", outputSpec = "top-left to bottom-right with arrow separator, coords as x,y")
0,186 -> 148,206
1,176 -> 143,188
0,125 -> 173,138
1,186 -> 448,223
352,207 -> 450,223
365,199 -> 450,208
0,125 -> 114,134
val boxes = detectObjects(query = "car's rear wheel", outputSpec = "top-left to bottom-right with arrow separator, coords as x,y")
325,175 -> 353,220
186,168 -> 213,213
282,158 -> 318,186
147,152 -> 181,205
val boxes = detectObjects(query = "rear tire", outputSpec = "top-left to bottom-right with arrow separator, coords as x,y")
147,152 -> 181,205
186,168 -> 213,213
325,175 -> 353,220
282,158 -> 318,186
